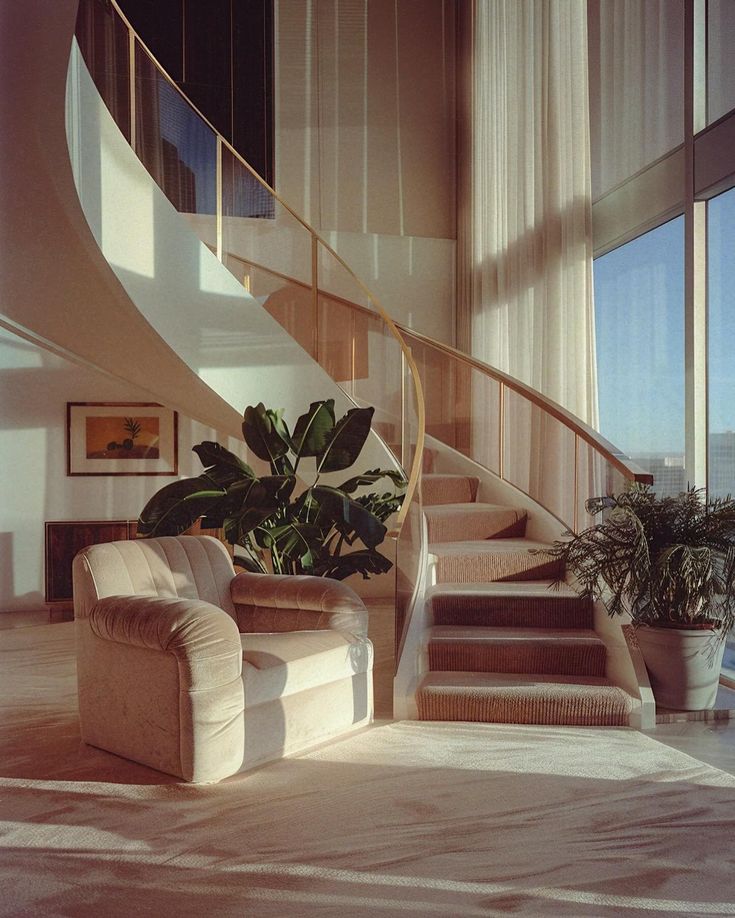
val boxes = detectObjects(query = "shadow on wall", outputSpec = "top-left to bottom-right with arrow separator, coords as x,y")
68,45 -> 355,416
0,326 -> 244,614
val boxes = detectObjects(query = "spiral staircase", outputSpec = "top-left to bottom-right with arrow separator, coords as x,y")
4,0 -> 655,729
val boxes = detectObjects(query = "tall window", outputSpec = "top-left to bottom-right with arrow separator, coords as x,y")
707,187 -> 735,498
593,218 -> 686,495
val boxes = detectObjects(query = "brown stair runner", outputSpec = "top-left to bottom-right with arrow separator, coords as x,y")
415,472 -> 636,727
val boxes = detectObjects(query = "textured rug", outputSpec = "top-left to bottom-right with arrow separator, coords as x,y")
2,624 -> 735,917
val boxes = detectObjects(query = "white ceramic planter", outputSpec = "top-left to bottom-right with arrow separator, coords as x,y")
636,626 -> 726,711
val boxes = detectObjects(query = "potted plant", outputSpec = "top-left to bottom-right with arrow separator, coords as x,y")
137,400 -> 405,580
543,485 -> 735,710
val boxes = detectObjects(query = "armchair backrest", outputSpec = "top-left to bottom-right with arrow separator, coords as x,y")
73,535 -> 237,621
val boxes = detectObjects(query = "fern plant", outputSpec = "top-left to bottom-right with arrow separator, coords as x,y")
543,485 -> 735,636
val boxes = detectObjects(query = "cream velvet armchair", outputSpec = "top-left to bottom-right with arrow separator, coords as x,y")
72,535 -> 374,783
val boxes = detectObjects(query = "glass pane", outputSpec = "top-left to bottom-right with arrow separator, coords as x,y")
317,294 -> 374,386
708,0 -> 735,125
75,0 -> 131,141
318,245 -> 372,312
593,217 -> 685,496
503,391 -> 576,528
135,44 -> 216,215
708,187 -> 735,498
576,441 -> 629,532
224,255 -> 316,359
588,0 -> 684,199
222,149 -> 312,286
403,336 -> 475,456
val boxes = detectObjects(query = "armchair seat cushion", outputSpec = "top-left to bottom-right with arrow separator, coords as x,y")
241,631 -> 373,707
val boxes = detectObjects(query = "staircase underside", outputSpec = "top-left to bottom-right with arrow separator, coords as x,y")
415,471 -> 637,727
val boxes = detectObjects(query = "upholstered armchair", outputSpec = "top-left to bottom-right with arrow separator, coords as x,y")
72,535 -> 374,783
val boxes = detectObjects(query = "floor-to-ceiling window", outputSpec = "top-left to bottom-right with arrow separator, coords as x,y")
707,185 -> 735,679
589,1 -> 735,676
707,186 -> 735,499
594,218 -> 686,495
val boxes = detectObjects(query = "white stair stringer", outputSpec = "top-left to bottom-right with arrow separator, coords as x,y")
395,437 -> 645,727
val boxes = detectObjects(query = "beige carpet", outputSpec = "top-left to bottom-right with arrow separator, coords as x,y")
2,624 -> 735,917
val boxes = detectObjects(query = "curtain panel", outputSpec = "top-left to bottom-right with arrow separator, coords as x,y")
457,0 -> 598,428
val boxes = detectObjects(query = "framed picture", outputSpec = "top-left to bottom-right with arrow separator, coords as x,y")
67,402 -> 178,476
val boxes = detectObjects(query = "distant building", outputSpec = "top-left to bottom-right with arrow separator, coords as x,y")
709,431 -> 735,498
631,454 -> 687,498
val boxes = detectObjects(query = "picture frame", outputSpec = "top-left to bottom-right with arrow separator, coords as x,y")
67,402 -> 178,476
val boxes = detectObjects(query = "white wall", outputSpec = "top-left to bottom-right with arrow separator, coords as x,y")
0,326 -> 244,615
0,0 -> 243,441
67,42 -> 360,422
274,0 -> 457,344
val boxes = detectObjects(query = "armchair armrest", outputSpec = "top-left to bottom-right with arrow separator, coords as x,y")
88,595 -> 242,690
80,595 -> 244,782
230,572 -> 368,637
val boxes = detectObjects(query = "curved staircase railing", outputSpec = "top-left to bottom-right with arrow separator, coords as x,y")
73,0 -> 651,662
73,0 -> 426,569
214,251 -> 653,534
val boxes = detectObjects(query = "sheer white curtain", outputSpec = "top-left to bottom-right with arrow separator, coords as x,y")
588,0 -> 684,201
458,0 -> 598,427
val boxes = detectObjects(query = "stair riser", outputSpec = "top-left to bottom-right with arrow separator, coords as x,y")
417,691 -> 630,726
433,554 -> 563,584
426,514 -> 527,543
423,478 -> 477,506
428,643 -> 606,677
431,596 -> 592,629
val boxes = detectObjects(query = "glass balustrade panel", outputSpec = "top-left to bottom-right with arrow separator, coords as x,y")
502,390 -> 577,529
224,255 -> 317,360
134,42 -> 217,233
575,440 -> 630,534
466,368 -> 501,475
395,353 -> 423,660
222,148 -> 312,287
315,242 -> 404,465
317,245 -> 372,312
75,0 -> 131,142
317,294 -> 376,387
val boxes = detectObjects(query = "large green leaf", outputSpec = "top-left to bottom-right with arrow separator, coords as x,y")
193,441 -> 255,486
233,554 -> 265,573
338,468 -> 407,494
221,475 -> 295,542
311,484 -> 387,549
265,522 -> 323,572
137,477 -> 225,537
317,406 -> 374,473
318,548 -> 393,580
291,400 -> 335,460
242,404 -> 294,474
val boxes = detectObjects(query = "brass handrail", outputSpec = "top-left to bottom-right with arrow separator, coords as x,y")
83,0 -> 426,532
223,250 -> 652,492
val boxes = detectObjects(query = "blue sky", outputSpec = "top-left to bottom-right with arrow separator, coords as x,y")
707,187 -> 735,434
594,216 -> 686,456
594,187 -> 735,458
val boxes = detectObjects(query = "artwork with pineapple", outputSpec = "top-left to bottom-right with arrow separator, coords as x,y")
85,414 -> 160,459
138,400 -> 406,580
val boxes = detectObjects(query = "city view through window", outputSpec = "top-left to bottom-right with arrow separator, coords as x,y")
594,189 -> 735,503
707,186 -> 735,500
593,217 -> 686,497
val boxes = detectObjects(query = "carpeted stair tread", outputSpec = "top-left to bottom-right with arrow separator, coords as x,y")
429,582 -> 592,629
424,503 -> 528,542
423,474 -> 479,506
427,626 -> 606,676
417,671 -> 635,726
429,539 -> 562,583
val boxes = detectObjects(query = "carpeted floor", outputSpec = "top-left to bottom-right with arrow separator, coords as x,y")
1,623 -> 735,917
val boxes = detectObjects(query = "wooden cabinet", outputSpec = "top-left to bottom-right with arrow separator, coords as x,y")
45,521 -> 138,604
